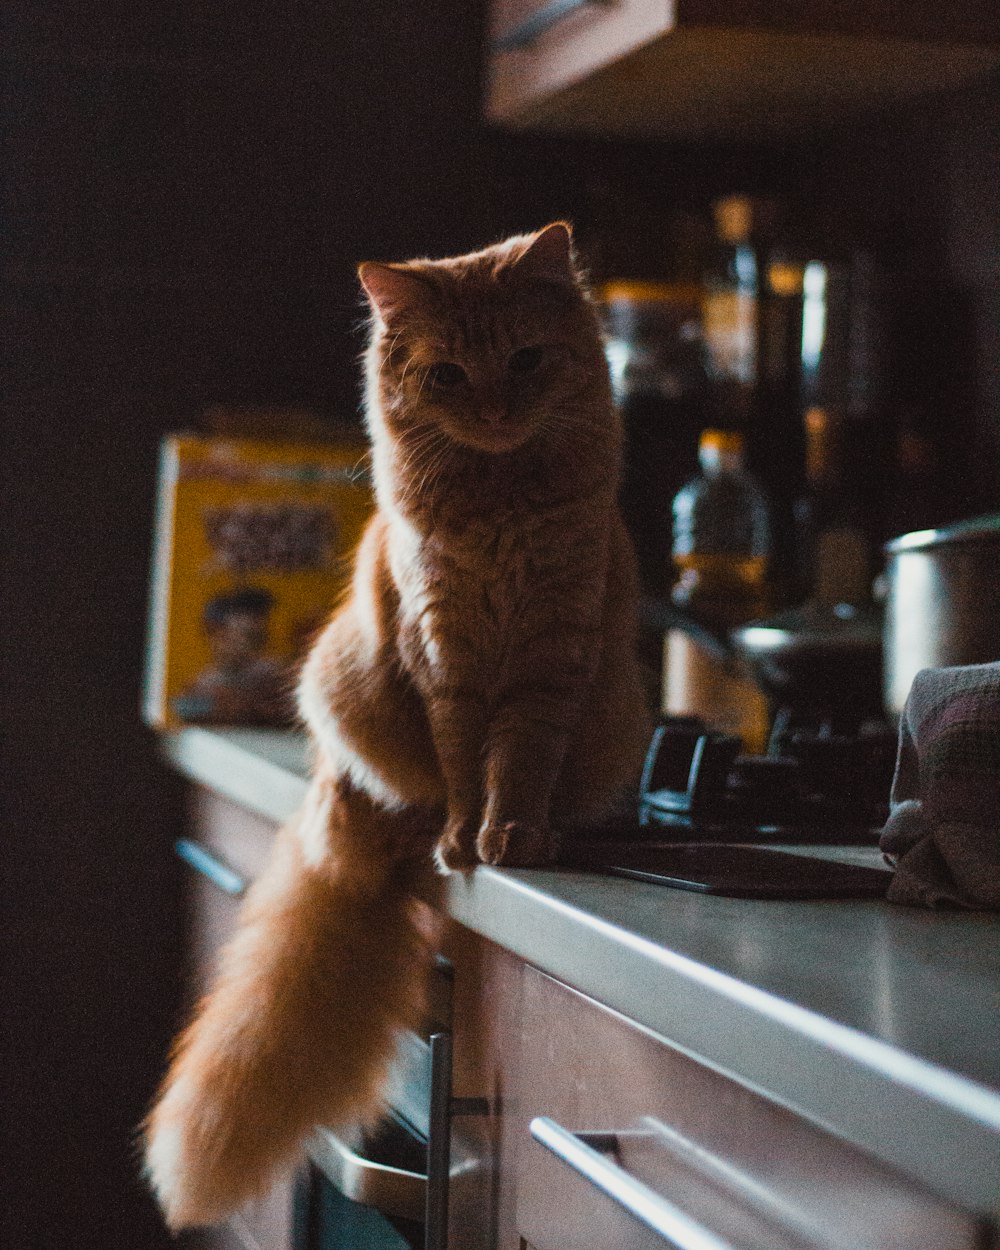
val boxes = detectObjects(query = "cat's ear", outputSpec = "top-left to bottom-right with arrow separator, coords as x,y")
514,221 -> 576,284
358,262 -> 431,323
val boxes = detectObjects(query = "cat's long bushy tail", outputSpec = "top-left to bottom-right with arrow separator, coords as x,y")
144,775 -> 435,1230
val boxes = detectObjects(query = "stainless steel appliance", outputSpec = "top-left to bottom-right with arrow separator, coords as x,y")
297,963 -> 485,1250
730,600 -> 884,732
882,514 -> 1000,717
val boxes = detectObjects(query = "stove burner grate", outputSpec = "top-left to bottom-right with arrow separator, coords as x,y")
637,716 -> 897,845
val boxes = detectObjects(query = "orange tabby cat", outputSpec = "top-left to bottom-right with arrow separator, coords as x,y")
144,222 -> 650,1228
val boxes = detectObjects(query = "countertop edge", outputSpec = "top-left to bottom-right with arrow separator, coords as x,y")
161,727 -> 1000,1218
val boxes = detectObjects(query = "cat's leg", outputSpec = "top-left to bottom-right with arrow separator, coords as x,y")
301,521 -> 482,872
423,689 -> 492,871
476,699 -> 570,866
556,517 -> 652,824
478,516 -> 649,863
476,629 -> 602,866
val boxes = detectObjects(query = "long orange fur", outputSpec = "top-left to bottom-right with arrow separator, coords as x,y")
144,223 -> 651,1228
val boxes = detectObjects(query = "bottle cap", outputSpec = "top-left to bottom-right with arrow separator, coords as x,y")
699,428 -> 744,457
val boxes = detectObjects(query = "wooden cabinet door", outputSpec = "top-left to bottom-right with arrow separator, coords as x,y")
484,0 -> 998,139
486,0 -> 670,124
515,967 -> 988,1250
178,788 -> 297,1250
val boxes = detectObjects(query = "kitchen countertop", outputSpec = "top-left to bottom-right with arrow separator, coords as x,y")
162,726 -> 1000,1219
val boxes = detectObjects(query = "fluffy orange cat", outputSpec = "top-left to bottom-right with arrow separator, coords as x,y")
144,222 -> 650,1228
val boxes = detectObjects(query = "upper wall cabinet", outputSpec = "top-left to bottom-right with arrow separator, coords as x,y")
485,0 -> 1000,139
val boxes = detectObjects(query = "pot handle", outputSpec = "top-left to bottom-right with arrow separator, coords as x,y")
639,596 -> 735,666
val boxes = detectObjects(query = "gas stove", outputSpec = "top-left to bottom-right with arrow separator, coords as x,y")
637,715 -> 898,845
559,716 -> 897,897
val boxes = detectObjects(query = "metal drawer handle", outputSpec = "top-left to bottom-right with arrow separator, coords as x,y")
309,1029 -> 486,1247
174,838 -> 247,897
492,0 -> 612,52
426,1031 -> 489,1250
307,1122 -> 427,1225
530,1117 -> 737,1250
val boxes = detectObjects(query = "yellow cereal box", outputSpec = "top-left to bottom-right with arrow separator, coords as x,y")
143,434 -> 373,728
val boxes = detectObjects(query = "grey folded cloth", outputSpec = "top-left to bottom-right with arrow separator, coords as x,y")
880,662 -> 1000,910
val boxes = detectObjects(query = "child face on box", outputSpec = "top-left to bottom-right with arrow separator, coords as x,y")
207,611 -> 270,669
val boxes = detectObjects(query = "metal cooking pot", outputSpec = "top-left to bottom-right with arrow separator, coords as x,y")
882,514 -> 1000,717
731,601 -> 883,725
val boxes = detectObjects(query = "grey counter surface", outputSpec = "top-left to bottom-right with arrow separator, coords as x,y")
162,726 -> 1000,1218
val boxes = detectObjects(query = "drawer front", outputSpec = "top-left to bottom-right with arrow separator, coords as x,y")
182,787 -> 279,997
181,787 -> 294,1250
516,967 -> 984,1250
190,785 -> 279,884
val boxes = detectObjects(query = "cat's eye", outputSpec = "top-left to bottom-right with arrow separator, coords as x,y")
427,361 -> 467,388
508,346 -> 544,375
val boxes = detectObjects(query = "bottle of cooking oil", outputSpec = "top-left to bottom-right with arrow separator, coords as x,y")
664,428 -> 771,749
671,428 -> 770,618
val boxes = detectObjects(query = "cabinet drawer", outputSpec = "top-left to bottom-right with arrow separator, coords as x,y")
516,967 -> 985,1250
180,788 -> 279,996
179,788 -> 294,1250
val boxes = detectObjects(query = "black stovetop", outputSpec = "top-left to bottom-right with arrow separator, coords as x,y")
558,716 -> 897,897
636,715 -> 897,846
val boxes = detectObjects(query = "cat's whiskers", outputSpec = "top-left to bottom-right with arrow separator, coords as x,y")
398,353 -> 418,391
394,421 -> 449,481
377,329 -> 407,385
412,365 -> 434,407
540,411 -> 605,475
394,428 -> 446,483
410,438 -> 452,508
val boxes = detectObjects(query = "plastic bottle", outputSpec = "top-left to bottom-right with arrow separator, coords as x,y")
671,429 -> 771,623
664,429 -> 772,749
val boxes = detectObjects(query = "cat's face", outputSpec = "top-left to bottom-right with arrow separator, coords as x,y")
360,224 -> 608,457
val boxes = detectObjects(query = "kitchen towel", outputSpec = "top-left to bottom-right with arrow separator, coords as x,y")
880,662 -> 1000,910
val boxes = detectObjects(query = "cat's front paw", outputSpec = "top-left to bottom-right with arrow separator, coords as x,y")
477,820 -> 558,868
434,817 -> 480,874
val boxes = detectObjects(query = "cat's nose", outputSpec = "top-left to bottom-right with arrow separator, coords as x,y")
479,405 -> 506,426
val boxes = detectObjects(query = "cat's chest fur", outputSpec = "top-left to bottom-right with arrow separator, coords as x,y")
388,503 -> 601,689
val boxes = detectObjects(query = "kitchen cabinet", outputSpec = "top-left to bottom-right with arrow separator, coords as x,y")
163,731 -> 1000,1250
485,0 -> 1000,138
442,928 -> 987,1250
175,789 -> 299,1250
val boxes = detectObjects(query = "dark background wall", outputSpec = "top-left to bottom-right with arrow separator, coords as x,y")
2,3 -> 997,1246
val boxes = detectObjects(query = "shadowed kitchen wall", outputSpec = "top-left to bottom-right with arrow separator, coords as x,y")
2,2 -> 997,1247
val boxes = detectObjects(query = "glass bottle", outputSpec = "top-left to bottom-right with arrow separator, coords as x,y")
600,280 -> 708,599
701,196 -> 805,603
794,406 -> 872,607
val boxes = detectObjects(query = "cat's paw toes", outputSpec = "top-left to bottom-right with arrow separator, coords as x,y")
434,820 -> 480,874
476,821 -> 557,867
